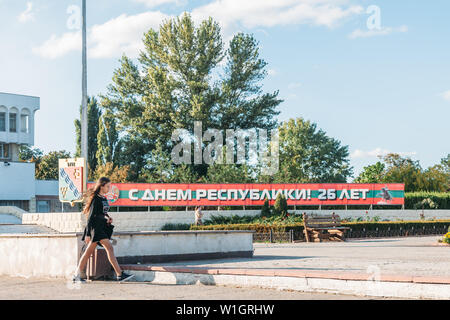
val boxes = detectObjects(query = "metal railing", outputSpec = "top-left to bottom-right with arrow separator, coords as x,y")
253,225 -> 449,243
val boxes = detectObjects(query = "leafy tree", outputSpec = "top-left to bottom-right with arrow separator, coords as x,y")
141,142 -> 175,183
273,193 -> 288,218
18,145 -> 43,162
354,162 -> 385,183
140,142 -> 198,183
261,198 -> 271,217
199,162 -> 255,183
35,150 -> 71,180
355,153 -> 449,192
100,13 -> 282,179
96,109 -> 122,168
93,162 -> 132,183
74,96 -> 101,177
440,154 -> 450,191
260,118 -> 352,183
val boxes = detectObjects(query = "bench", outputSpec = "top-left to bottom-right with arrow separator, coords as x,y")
302,213 -> 350,242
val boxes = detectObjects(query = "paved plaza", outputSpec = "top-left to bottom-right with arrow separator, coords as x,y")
145,236 -> 449,279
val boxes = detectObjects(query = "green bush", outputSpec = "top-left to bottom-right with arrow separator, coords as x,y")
405,192 -> 450,209
190,220 -> 450,234
161,223 -> 192,230
261,199 -> 271,217
203,215 -> 256,225
273,194 -> 288,218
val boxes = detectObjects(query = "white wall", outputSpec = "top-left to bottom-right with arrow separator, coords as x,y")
22,210 -> 263,233
0,162 -> 35,200
0,233 -> 80,279
0,231 -> 254,279
35,180 -> 58,196
113,231 -> 254,258
0,92 -> 39,146
22,209 -> 450,234
0,206 -> 26,220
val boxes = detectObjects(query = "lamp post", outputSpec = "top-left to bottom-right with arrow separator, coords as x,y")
81,0 -> 88,185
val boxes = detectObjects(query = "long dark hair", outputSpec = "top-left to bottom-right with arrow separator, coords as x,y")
82,177 -> 111,216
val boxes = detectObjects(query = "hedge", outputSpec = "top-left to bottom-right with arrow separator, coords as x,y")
405,192 -> 450,209
190,220 -> 450,234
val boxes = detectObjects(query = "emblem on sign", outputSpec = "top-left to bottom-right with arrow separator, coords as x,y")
105,185 -> 120,204
58,158 -> 86,205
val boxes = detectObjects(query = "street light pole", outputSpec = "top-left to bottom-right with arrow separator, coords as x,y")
81,0 -> 88,184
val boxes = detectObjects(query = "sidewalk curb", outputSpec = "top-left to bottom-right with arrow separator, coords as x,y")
120,265 -> 450,299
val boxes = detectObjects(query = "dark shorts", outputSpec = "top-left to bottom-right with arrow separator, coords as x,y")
82,217 -> 111,243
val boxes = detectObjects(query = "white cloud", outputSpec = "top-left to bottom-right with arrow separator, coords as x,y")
192,0 -> 364,38
267,69 -> 278,76
89,11 -> 170,58
351,148 -> 417,159
441,90 -> 450,102
288,82 -> 302,89
133,0 -> 181,8
349,25 -> 408,39
18,2 -> 35,23
34,0 -> 365,59
33,11 -> 170,59
32,32 -> 81,59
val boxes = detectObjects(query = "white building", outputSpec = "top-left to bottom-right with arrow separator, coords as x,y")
0,92 -> 73,213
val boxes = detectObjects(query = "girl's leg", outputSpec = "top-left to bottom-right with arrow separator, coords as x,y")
99,239 -> 122,276
75,241 -> 98,276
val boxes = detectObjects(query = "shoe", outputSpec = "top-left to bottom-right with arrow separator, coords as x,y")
116,271 -> 134,282
72,274 -> 86,283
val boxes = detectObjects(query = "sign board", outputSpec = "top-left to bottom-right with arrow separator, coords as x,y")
58,158 -> 86,204
86,183 -> 404,207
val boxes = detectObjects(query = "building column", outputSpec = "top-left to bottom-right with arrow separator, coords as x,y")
29,196 -> 37,213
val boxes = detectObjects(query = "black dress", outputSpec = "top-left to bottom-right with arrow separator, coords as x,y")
81,194 -> 112,244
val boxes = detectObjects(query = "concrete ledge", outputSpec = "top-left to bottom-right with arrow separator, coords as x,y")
0,230 -> 254,279
117,251 -> 253,264
113,230 -> 255,236
119,265 -> 450,299
0,206 -> 26,220
120,265 -> 450,285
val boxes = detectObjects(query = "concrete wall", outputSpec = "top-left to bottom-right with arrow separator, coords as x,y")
0,92 -> 39,146
21,209 -> 450,234
0,162 -> 35,200
22,212 -> 86,232
0,233 -> 81,279
0,230 -> 254,279
113,230 -> 254,264
22,210 -> 262,232
0,206 -> 26,220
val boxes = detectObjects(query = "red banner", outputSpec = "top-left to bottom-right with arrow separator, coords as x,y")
87,183 -> 405,207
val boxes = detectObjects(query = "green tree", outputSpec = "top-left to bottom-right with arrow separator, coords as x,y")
93,162 -> 132,183
100,13 -> 282,179
260,198 -> 271,217
260,118 -> 352,183
96,109 -> 122,168
75,96 -> 101,177
354,162 -> 385,183
35,150 -> 71,180
18,145 -> 43,162
200,162 -> 255,183
381,153 -> 423,192
273,193 -> 288,218
356,153 -> 449,192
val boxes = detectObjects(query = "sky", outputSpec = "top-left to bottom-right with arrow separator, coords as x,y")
0,0 -> 449,179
